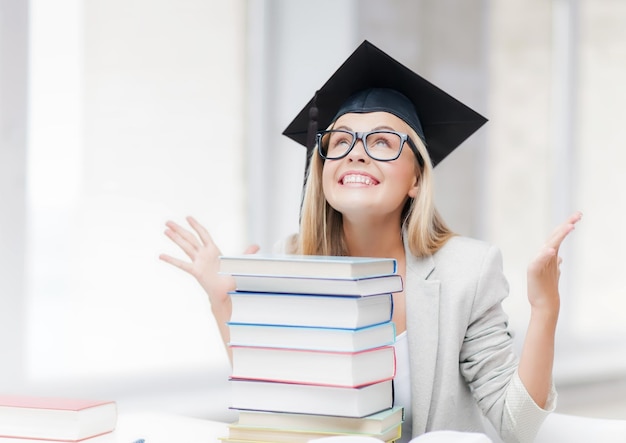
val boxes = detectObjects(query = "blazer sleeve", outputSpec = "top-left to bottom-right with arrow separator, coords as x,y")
458,244 -> 554,443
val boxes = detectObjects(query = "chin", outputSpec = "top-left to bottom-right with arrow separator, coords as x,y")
331,201 -> 382,217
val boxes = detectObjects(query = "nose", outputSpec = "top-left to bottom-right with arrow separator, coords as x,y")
346,136 -> 369,162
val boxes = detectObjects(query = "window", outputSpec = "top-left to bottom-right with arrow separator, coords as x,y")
26,0 -> 246,385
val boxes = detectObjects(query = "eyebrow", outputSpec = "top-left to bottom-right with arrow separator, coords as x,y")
333,125 -> 398,132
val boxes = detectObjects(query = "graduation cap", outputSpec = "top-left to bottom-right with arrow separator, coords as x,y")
282,40 -> 487,168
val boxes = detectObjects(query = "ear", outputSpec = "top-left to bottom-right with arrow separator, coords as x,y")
407,175 -> 419,198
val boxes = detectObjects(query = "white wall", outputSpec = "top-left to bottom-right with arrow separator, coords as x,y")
488,0 -> 626,385
0,0 -> 28,389
25,0 -> 246,388
245,0 -> 358,251
573,0 -> 626,339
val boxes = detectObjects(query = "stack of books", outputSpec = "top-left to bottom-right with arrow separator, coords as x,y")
219,253 -> 405,443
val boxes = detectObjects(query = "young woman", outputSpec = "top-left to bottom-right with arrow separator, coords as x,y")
160,41 -> 581,443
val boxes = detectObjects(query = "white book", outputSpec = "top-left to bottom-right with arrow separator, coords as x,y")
219,254 -> 397,279
225,421 -> 401,443
230,345 -> 396,388
0,396 -> 116,442
232,274 -> 403,296
309,430 -> 492,443
229,292 -> 393,329
235,406 -> 404,435
230,379 -> 393,418
228,322 -> 396,352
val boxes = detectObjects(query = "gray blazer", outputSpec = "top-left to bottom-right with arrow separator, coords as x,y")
405,235 -> 550,443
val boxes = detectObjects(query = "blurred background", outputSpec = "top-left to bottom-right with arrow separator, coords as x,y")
1,0 -> 625,423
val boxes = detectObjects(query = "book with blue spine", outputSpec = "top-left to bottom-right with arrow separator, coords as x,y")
228,322 -> 396,352
229,291 -> 393,329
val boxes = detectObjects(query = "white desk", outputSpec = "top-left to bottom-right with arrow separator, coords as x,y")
108,411 -> 626,443
97,412 -> 230,443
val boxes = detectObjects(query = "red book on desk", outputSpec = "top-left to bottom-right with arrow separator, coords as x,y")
0,395 -> 117,442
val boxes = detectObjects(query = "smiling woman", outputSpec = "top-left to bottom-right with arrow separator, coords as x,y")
320,113 -> 422,228
161,39 -> 582,443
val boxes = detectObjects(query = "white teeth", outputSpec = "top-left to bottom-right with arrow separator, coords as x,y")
342,174 -> 374,185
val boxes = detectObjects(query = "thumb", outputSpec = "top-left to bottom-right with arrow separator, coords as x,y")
244,244 -> 260,255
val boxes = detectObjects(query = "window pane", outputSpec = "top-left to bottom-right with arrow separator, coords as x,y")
26,0 -> 246,382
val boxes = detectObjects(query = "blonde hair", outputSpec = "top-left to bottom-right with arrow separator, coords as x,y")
295,125 -> 455,257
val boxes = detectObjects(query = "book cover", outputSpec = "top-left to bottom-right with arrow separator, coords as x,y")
229,292 -> 393,329
229,379 -> 393,418
228,322 -> 396,352
225,421 -> 401,443
219,254 -> 397,279
306,430 -> 493,443
230,345 -> 396,388
0,396 -> 117,442
236,406 -> 404,435
232,273 -> 403,296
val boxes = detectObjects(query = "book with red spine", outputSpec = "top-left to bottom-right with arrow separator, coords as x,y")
230,345 -> 396,388
0,395 -> 116,442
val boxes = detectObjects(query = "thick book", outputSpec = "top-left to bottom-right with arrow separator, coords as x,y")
230,379 -> 393,418
235,406 -> 404,435
219,254 -> 397,279
229,292 -> 393,329
230,345 -> 396,388
232,274 -> 403,296
307,430 -> 493,442
223,421 -> 401,443
0,395 -> 116,442
228,322 -> 396,352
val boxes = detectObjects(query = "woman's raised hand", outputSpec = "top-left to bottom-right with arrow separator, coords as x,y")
160,216 -> 259,358
159,216 -> 259,307
519,211 -> 583,406
526,211 -> 583,313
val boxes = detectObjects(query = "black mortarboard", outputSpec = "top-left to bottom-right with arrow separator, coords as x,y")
282,40 -> 487,167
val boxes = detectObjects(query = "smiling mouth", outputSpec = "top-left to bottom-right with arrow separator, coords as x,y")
341,174 -> 379,186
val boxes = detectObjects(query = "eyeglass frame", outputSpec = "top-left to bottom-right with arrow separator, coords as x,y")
316,129 -> 425,166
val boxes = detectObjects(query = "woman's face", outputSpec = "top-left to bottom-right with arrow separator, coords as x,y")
321,111 -> 420,224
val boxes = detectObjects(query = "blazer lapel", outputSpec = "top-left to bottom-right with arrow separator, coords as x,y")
404,248 -> 440,435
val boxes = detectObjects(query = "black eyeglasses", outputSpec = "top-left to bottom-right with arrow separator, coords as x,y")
316,129 -> 424,165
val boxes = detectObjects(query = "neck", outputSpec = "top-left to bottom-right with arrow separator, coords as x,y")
342,218 -> 405,259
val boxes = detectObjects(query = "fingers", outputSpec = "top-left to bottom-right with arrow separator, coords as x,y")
531,211 -> 582,274
186,215 -> 215,247
159,252 -> 193,274
546,211 -> 583,252
164,220 -> 199,259
162,217 -> 260,272
244,244 -> 261,255
568,210 -> 583,223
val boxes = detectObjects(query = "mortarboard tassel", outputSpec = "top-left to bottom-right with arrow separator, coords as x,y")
300,92 -> 319,221
304,92 -> 319,173
303,92 -> 318,187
